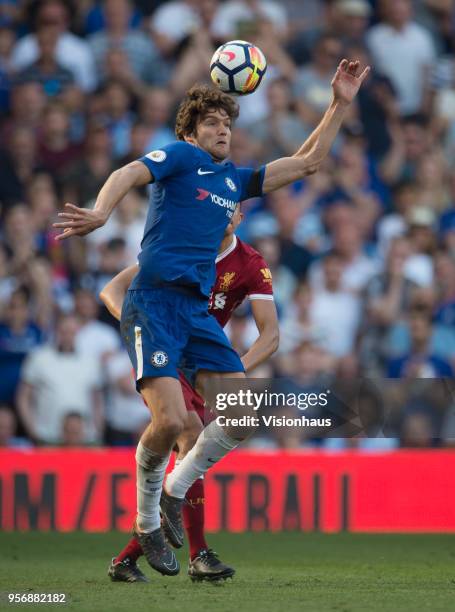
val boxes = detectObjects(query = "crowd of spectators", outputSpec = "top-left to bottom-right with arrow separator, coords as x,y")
0,0 -> 454,449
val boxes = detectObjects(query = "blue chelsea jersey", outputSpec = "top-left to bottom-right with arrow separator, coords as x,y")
130,141 -> 265,297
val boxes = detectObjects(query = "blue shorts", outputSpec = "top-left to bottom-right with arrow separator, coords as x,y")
120,287 -> 244,384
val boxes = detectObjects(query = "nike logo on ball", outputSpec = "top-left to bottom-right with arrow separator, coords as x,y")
198,169 -> 215,175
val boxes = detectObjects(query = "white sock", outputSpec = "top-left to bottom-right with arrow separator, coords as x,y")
165,421 -> 239,499
136,442 -> 170,532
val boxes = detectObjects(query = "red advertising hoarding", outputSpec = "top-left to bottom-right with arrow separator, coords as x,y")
1,449 -> 454,532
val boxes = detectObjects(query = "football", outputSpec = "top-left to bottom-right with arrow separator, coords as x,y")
210,40 -> 267,96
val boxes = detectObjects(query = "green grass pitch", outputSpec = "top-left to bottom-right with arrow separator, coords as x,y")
0,532 -> 454,612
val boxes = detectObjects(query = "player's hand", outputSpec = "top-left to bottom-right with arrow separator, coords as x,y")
331,59 -> 370,106
53,203 -> 107,241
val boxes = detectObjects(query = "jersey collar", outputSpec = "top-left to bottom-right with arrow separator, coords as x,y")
216,234 -> 237,263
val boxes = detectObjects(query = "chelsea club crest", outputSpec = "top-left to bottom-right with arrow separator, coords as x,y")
151,351 -> 169,367
225,177 -> 237,191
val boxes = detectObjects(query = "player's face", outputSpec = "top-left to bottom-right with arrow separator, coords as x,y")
192,109 -> 232,161
224,205 -> 243,236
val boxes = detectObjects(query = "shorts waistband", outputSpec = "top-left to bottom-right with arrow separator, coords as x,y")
128,284 -> 208,300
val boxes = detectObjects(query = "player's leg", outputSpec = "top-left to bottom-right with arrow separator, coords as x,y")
165,370 -> 251,499
175,374 -> 205,458
137,377 -> 186,527
120,288 -> 190,575
131,377 -> 186,575
162,310 -> 256,550
174,389 -> 208,560
110,391 -> 233,582
181,387 -> 236,582
162,369 -> 250,572
108,405 -> 199,584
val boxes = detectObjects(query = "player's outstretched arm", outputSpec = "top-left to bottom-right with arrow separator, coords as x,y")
53,162 -> 152,241
99,264 -> 139,321
262,59 -> 370,194
241,300 -> 279,373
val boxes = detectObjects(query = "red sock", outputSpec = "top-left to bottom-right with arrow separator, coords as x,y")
183,478 -> 208,560
115,537 -> 143,564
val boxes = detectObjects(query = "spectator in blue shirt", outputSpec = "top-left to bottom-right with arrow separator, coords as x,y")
16,23 -> 75,97
0,288 -> 45,405
388,308 -> 454,378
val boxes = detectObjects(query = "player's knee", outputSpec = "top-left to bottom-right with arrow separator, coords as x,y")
157,413 -> 185,440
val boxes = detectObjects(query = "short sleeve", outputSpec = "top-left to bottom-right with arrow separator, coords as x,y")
237,166 -> 265,201
138,141 -> 195,183
247,255 -> 274,301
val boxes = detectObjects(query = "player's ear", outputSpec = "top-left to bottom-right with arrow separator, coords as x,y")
183,133 -> 197,145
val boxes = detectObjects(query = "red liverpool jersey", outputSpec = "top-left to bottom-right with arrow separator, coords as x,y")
208,235 -> 274,327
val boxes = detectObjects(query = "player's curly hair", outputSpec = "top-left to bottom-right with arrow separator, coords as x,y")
175,85 -> 239,140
